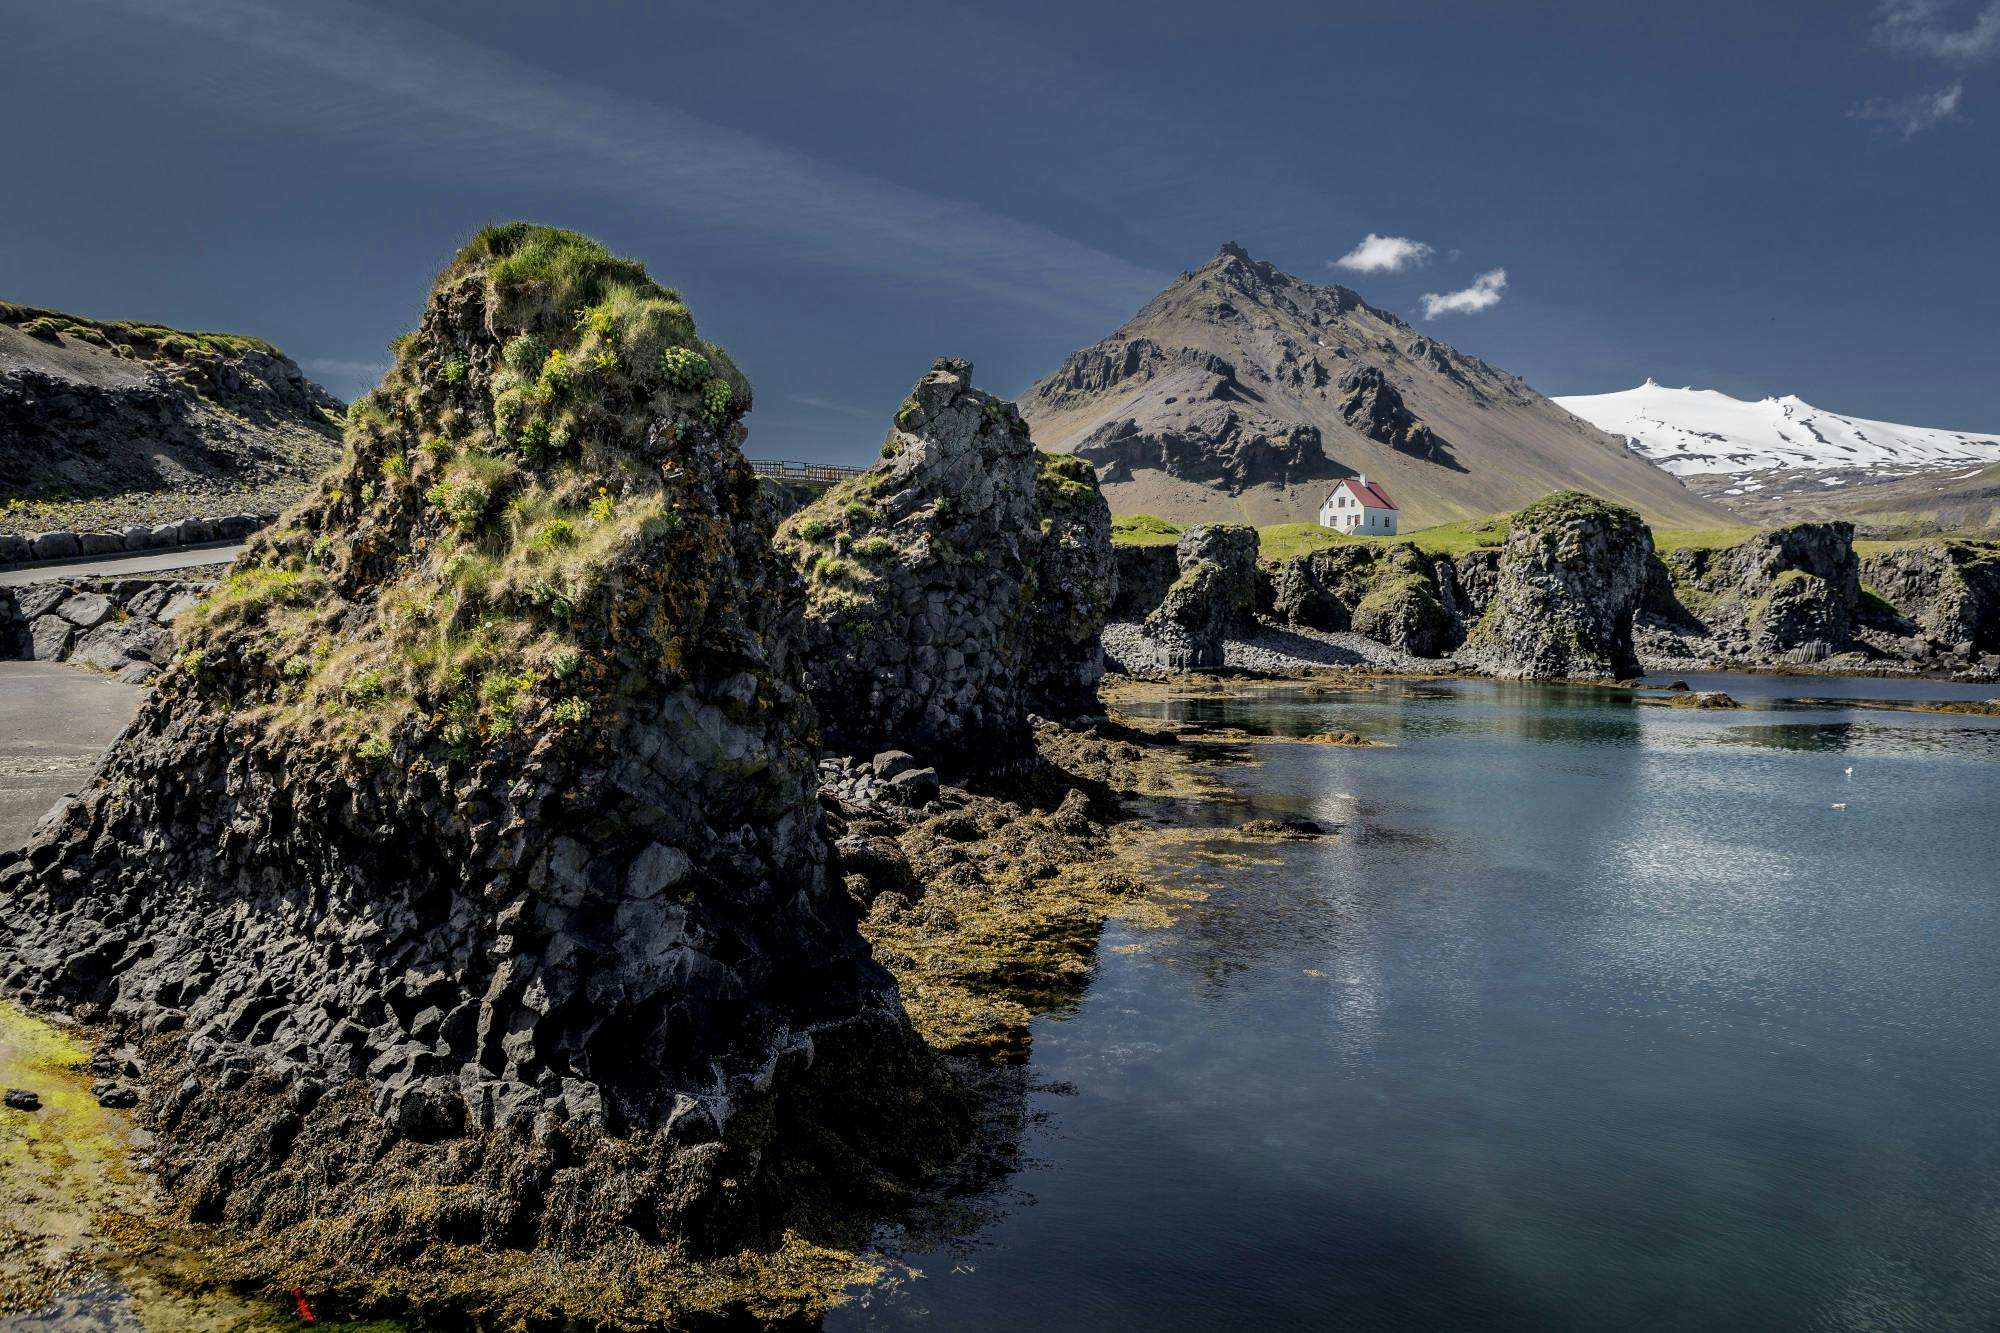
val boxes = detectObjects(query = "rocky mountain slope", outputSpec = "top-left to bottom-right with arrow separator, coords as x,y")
1019,244 -> 1728,531
0,225 -> 968,1326
0,302 -> 341,532
1555,381 -> 2000,534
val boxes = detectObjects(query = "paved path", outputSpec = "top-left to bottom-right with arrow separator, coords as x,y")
0,661 -> 143,849
0,543 -> 243,587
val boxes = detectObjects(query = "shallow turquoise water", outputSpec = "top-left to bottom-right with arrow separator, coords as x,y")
828,677 -> 2000,1332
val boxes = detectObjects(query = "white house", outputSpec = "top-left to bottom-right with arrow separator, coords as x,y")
1318,475 -> 1399,535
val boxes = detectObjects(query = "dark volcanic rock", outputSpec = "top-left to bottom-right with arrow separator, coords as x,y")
1143,524 -> 1259,669
776,360 -> 1114,765
0,303 -> 342,520
0,225 -> 965,1325
1457,491 -> 1652,679
1111,543 -> 1179,620
1337,364 -> 1453,466
1861,540 -> 2000,655
1072,407 -> 1335,493
1655,522 -> 1863,663
1023,452 -> 1116,717
1263,543 -> 1457,656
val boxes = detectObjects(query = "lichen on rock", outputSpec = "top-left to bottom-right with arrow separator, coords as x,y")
775,359 -> 1115,765
1262,542 -> 1457,657
0,224 -> 967,1327
1143,524 -> 1259,670
1455,490 -> 1652,679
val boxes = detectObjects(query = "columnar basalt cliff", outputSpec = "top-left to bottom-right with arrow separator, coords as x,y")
0,226 -> 964,1326
1455,491 -> 1653,679
775,360 -> 1115,764
1023,452 -> 1116,718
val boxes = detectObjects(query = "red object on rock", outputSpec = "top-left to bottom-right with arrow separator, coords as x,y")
293,1287 -> 316,1323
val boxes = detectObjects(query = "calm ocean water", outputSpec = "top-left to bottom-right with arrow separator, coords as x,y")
829,677 -> 2000,1332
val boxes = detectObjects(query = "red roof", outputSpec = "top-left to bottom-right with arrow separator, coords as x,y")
1335,477 -> 1398,511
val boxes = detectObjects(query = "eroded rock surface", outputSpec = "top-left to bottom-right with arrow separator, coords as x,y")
1456,491 -> 1652,679
0,225 -> 964,1327
1143,524 -> 1259,670
776,360 -> 1114,764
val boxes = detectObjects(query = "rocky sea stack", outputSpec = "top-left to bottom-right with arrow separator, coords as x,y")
1457,490 -> 1652,679
775,359 -> 1113,764
0,225 -> 965,1325
1143,524 -> 1260,670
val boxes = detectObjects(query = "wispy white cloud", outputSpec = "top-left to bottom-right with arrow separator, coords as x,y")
1331,233 -> 1434,274
1850,80 -> 1967,135
72,0 -> 1165,326
1875,0 -> 2000,61
1419,269 -> 1507,319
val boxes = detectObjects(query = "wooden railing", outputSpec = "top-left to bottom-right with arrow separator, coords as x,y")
747,459 -> 870,483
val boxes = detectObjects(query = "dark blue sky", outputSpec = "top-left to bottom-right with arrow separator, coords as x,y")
4,0 -> 1996,462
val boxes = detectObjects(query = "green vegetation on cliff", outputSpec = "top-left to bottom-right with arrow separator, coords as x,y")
175,222 -> 755,770
0,300 -> 285,365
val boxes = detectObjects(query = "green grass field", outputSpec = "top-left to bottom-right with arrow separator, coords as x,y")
1110,510 -> 2000,567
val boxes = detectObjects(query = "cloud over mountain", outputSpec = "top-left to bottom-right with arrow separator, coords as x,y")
1332,234 -> 1434,274
1419,269 -> 1507,319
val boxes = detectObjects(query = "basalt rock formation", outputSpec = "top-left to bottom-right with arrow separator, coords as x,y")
1651,523 -> 1862,664
1860,540 -> 2000,657
0,575 -> 207,681
0,303 -> 341,530
1023,452 -> 1116,717
1457,491 -> 1652,679
776,360 -> 1115,765
1262,542 -> 1458,656
1143,524 -> 1260,670
0,225 -> 965,1326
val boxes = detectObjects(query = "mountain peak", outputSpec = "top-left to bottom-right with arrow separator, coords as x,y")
1019,249 -> 1734,530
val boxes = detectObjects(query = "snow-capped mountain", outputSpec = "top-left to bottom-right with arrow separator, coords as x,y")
1554,380 -> 2000,480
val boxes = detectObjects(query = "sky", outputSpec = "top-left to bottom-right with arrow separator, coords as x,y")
2,0 -> 1996,463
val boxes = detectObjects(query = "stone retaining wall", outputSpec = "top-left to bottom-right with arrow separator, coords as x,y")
0,512 -> 271,568
0,576 -> 210,682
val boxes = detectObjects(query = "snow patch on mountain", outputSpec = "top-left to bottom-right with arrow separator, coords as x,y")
1554,381 -> 2000,479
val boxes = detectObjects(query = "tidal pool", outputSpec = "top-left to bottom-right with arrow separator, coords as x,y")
829,676 -> 2000,1331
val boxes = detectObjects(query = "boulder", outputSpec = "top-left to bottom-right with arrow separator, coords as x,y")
29,531 -> 79,561
56,591 -> 113,628
1456,491 -> 1652,679
1143,524 -> 1258,670
0,224 -> 966,1326
29,615 -> 74,661
70,618 -> 173,672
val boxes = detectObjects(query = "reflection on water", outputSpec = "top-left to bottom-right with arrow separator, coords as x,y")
829,674 -> 2000,1332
